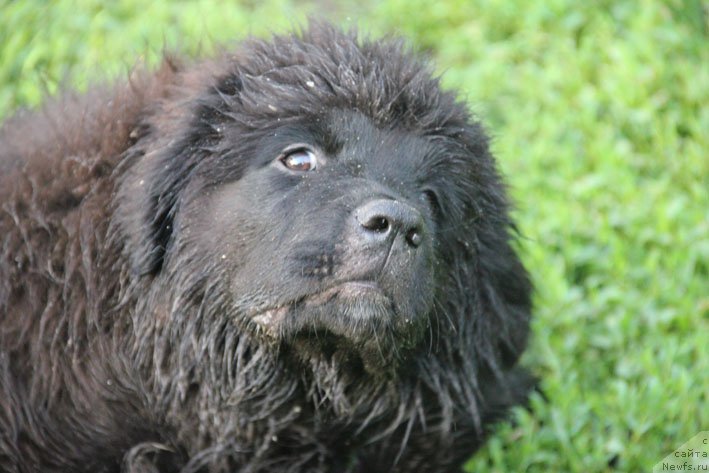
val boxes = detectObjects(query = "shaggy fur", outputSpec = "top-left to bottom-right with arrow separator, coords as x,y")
0,23 -> 533,473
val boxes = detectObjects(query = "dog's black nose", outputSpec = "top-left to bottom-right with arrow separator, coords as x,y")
354,199 -> 424,248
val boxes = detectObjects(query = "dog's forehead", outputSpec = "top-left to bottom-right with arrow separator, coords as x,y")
323,109 -> 433,172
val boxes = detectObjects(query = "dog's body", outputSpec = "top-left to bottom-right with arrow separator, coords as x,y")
0,24 -> 532,472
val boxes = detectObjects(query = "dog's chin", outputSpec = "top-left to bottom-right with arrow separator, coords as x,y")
250,281 -> 423,373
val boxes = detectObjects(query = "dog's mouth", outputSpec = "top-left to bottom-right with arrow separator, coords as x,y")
251,279 -> 392,337
248,279 -> 427,374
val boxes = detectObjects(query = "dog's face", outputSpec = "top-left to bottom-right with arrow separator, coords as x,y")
182,109 -> 449,369
119,27 -> 529,380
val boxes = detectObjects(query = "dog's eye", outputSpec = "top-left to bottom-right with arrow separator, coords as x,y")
280,148 -> 317,172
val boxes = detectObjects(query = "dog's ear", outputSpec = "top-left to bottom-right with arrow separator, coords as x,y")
466,129 -> 532,371
443,120 -> 533,373
476,226 -> 532,370
116,69 -> 244,276
116,142 -> 187,276
117,123 -> 223,276
439,215 -> 531,378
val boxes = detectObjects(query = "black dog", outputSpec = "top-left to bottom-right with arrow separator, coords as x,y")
0,22 -> 533,472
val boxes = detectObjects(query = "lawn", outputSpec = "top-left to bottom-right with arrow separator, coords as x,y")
1,1 -> 706,471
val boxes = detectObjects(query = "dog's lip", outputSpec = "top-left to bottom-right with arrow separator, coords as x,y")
332,280 -> 381,293
251,279 -> 385,329
302,278 -> 385,302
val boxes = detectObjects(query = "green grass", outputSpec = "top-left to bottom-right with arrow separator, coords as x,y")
1,1 -> 706,471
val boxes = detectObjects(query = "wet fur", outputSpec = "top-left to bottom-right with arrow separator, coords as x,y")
0,23 -> 533,472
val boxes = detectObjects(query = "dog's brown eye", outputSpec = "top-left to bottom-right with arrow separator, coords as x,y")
280,148 -> 317,171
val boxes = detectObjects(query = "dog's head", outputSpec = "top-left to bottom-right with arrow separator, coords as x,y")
118,23 -> 530,378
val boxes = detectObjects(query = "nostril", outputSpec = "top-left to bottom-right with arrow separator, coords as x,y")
362,215 -> 390,233
405,229 -> 422,248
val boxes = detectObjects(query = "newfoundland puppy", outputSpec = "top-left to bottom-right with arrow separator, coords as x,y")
0,22 -> 532,473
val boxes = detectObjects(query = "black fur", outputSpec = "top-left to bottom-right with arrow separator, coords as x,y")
0,23 -> 533,472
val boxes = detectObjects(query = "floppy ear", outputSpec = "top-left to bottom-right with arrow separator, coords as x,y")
443,120 -> 532,373
116,142 -> 188,276
475,225 -> 532,370
116,68 -> 245,276
465,130 -> 532,372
